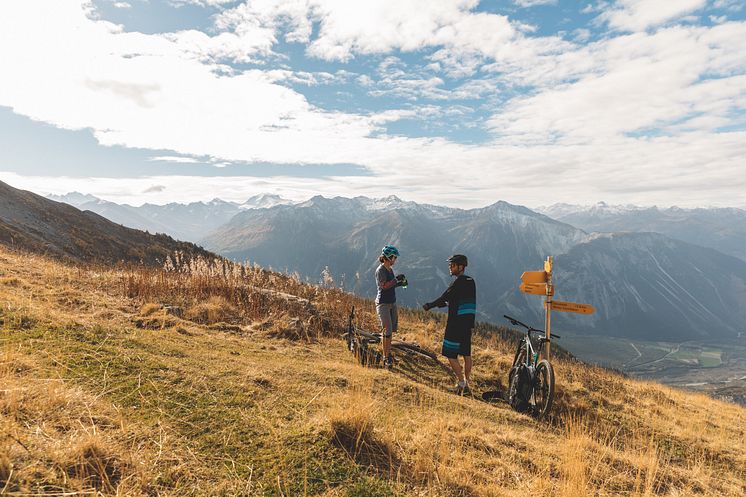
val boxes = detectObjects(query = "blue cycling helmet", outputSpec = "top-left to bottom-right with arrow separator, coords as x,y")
381,245 -> 400,259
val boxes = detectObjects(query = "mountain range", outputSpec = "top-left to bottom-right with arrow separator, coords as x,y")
200,195 -> 746,341
47,192 -> 292,242
538,202 -> 746,262
42,190 -> 746,341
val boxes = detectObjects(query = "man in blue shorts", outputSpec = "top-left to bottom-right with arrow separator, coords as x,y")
422,254 -> 476,394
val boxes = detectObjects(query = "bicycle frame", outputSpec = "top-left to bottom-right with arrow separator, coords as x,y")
521,332 -> 539,369
505,314 -> 559,365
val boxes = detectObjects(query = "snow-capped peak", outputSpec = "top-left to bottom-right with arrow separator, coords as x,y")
47,192 -> 100,208
240,194 -> 293,210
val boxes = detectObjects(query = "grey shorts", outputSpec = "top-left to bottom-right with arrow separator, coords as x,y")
376,303 -> 398,337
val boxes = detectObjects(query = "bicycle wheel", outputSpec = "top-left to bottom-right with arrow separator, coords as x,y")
533,360 -> 555,419
507,346 -> 528,408
345,331 -> 355,353
393,342 -> 437,360
356,339 -> 369,365
507,346 -> 527,387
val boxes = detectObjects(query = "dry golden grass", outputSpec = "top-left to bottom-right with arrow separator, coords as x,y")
0,246 -> 744,496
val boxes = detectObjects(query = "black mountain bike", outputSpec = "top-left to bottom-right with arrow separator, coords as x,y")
342,307 -> 452,375
504,314 -> 558,419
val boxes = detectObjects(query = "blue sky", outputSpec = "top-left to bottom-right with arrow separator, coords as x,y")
1,0 -> 745,208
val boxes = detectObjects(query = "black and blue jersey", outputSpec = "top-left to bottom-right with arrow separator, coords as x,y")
427,274 -> 476,334
426,274 -> 476,357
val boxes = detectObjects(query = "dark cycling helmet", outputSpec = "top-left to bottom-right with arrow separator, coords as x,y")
446,254 -> 468,266
381,245 -> 400,259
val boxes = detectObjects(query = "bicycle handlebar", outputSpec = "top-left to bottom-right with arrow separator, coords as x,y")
503,314 -> 559,339
503,314 -> 542,332
503,314 -> 529,329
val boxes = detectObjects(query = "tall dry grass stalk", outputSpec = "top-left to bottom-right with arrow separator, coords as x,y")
560,416 -> 591,497
633,437 -> 660,497
123,252 -> 381,340
328,385 -> 399,477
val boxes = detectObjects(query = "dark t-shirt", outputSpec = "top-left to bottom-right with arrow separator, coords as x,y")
427,274 -> 476,340
375,264 -> 396,304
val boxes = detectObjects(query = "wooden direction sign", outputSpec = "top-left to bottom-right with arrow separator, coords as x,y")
520,282 -> 553,296
551,300 -> 595,315
520,271 -> 547,284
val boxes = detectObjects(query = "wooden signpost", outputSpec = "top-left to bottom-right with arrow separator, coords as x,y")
519,256 -> 594,358
551,300 -> 595,315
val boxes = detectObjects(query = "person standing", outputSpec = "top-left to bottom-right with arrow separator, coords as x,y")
375,245 -> 407,368
422,254 -> 476,394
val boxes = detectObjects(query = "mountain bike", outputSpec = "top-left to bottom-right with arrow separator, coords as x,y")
342,307 -> 453,375
504,314 -> 559,419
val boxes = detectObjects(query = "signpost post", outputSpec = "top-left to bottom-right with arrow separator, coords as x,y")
544,257 -> 553,359
519,256 -> 594,359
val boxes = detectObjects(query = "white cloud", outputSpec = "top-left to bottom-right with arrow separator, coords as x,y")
112,2 -> 131,9
514,0 -> 557,7
163,29 -> 276,64
1,1 -> 746,209
712,0 -> 743,12
487,23 -> 746,141
148,156 -> 201,163
573,28 -> 591,41
216,0 -> 516,63
143,184 -> 166,193
599,0 -> 707,32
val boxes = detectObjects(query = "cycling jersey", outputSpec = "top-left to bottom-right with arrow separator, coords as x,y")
426,274 -> 476,357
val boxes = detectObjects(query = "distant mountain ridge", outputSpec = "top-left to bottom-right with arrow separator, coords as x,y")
538,202 -> 746,262
1,181 -> 211,265
47,192 -> 294,242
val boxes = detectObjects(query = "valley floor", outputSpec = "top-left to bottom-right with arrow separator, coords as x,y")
1,248 -> 745,496
560,335 -> 746,406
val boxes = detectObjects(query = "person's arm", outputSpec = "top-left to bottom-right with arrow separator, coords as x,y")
377,267 -> 397,290
423,278 -> 458,310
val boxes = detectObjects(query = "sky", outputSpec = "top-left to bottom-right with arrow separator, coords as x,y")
1,0 -> 745,208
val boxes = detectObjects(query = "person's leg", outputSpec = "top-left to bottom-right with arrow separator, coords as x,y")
462,332 -> 473,385
386,305 -> 397,360
447,357 -> 464,382
463,356 -> 472,383
377,304 -> 393,359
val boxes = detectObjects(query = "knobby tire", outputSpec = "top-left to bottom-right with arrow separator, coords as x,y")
507,347 -> 527,408
533,359 -> 555,419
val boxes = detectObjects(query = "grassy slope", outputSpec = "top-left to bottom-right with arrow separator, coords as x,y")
1,247 -> 745,496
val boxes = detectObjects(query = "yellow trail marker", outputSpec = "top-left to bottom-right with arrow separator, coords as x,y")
516,256 -> 593,359
551,300 -> 595,315
521,270 -> 548,284
520,282 -> 553,296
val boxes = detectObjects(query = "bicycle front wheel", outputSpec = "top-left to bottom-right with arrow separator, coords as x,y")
507,346 -> 527,406
533,360 -> 555,419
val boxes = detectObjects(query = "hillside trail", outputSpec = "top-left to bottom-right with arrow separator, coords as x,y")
1,248 -> 745,496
